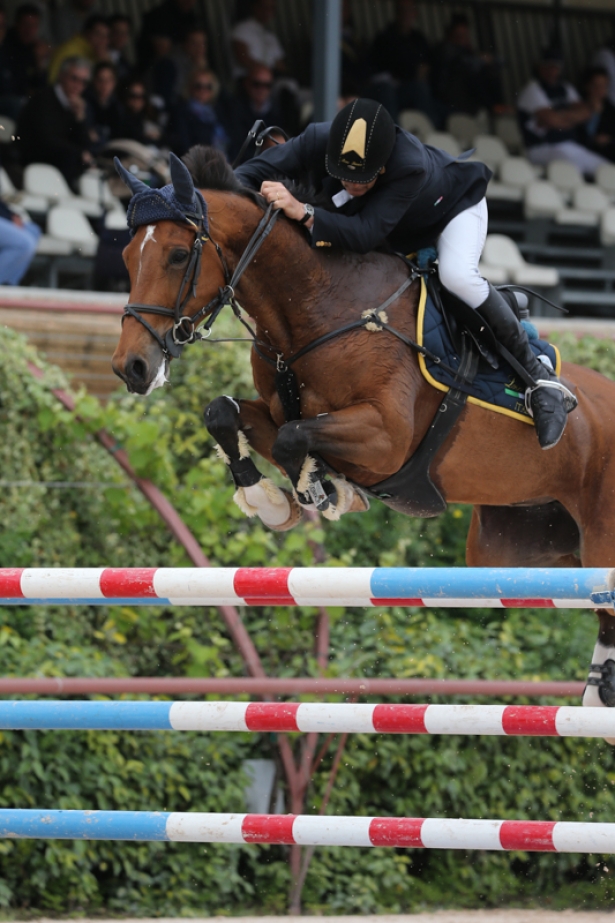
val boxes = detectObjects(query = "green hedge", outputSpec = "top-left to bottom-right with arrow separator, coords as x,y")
0,325 -> 613,913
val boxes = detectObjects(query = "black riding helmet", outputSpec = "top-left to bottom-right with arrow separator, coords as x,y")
326,98 -> 396,184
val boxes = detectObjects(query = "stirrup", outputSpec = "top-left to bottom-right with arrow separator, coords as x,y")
524,379 -> 578,417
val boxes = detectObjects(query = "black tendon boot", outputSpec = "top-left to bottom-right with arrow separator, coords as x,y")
477,285 -> 576,450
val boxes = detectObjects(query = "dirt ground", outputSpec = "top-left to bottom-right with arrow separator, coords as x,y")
28,914 -> 615,923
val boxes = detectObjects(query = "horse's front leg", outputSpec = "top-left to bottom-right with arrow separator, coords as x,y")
204,396 -> 302,531
271,403 -> 407,521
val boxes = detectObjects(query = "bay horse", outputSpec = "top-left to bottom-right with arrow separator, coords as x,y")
111,147 -> 615,716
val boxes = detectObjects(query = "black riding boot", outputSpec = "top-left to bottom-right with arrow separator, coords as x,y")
477,285 -> 572,450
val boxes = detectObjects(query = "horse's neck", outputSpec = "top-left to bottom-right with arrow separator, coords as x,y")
209,192 -> 416,353
211,194 -> 330,354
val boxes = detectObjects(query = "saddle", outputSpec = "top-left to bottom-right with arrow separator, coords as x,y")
362,260 -> 561,518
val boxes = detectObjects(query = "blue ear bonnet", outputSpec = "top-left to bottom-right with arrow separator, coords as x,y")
114,152 -> 210,238
125,185 -> 209,237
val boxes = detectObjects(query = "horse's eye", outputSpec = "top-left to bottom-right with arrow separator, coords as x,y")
170,249 -> 189,265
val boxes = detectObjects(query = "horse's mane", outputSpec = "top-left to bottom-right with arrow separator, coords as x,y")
182,145 -> 336,213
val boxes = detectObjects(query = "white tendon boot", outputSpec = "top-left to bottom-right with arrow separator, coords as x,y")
234,478 -> 303,532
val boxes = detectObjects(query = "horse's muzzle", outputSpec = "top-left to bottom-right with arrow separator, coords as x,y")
112,350 -> 162,395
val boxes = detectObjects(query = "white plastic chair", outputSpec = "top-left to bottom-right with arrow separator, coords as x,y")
24,164 -> 102,217
36,234 -> 72,256
104,209 -> 127,230
596,163 -> 615,199
425,131 -> 461,157
0,167 -> 48,213
601,207 -> 615,246
482,234 -> 559,286
446,113 -> 479,147
79,171 -> 119,209
472,135 -> 509,173
572,184 -> 610,217
524,181 -> 564,220
398,109 -> 434,141
546,160 -> 584,200
486,179 -> 523,202
494,115 -> 523,154
0,114 -> 15,142
478,262 -> 507,284
500,156 -> 536,189
47,205 -> 99,256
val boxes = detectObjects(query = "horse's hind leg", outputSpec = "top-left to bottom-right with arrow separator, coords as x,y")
466,503 -> 580,567
204,396 -> 302,531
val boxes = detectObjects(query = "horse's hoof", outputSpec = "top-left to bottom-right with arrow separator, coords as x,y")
267,489 -> 303,531
321,478 -> 369,521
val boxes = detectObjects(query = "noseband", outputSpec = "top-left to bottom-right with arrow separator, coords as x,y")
123,202 -> 281,359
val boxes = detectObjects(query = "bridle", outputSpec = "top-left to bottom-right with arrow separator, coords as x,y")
123,200 -> 281,359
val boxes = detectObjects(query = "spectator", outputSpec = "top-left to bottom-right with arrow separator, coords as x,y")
18,55 -> 92,185
52,0 -> 97,45
367,0 -> 444,127
85,61 -> 121,149
222,64 -> 296,162
137,0 -> 200,70
113,78 -> 161,144
593,39 -> 615,107
579,66 -> 615,164
49,14 -> 110,84
166,68 -> 226,156
0,4 -> 46,118
145,33 -> 176,110
339,0 -> 369,101
432,14 -> 504,116
0,198 -> 40,284
231,0 -> 285,79
108,14 -> 132,84
517,48 -> 608,177
169,27 -> 208,99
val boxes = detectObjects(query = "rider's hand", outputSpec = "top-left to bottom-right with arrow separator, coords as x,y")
261,181 -> 305,222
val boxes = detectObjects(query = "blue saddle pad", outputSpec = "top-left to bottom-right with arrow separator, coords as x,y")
416,278 -> 561,424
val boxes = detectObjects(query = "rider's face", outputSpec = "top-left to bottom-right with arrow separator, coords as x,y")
341,177 -> 378,197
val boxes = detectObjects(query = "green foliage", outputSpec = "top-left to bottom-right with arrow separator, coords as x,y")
0,324 -> 614,913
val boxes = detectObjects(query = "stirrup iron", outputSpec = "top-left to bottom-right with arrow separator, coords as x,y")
524,379 -> 578,417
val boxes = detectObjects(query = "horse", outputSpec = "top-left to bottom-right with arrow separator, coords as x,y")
111,146 -> 615,715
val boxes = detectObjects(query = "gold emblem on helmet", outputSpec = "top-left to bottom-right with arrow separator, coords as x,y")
340,117 -> 367,165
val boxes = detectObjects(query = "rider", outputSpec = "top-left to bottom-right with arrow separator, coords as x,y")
235,98 -> 572,450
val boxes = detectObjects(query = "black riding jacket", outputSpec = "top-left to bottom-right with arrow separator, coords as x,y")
235,121 -> 492,254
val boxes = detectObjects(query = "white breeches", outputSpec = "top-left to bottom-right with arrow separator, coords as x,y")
526,141 -> 608,178
437,197 -> 489,309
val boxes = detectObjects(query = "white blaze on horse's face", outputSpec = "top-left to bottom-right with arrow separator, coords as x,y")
145,358 -> 168,395
137,224 -> 157,283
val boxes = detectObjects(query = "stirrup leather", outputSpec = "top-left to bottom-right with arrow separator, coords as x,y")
524,379 -> 578,417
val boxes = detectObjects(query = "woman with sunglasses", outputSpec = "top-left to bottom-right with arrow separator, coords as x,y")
113,78 -> 162,144
166,67 -> 227,157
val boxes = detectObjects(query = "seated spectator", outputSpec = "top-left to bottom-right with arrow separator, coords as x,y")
231,0 -> 285,79
137,0 -> 200,70
170,27 -> 208,99
166,68 -> 226,156
113,78 -> 161,144
18,56 -> 92,186
222,64 -> 296,162
0,3 -> 46,118
517,48 -> 608,177
52,0 -> 97,46
580,66 -> 615,164
367,0 -> 444,127
432,14 -> 505,116
49,14 -> 110,84
145,33 -> 176,110
593,40 -> 615,107
0,198 -> 40,284
85,61 -> 121,149
108,14 -> 132,84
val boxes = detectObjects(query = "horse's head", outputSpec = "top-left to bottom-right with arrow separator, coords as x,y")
111,153 -> 226,394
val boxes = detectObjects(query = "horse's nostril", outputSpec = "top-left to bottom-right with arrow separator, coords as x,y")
127,357 -> 148,383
